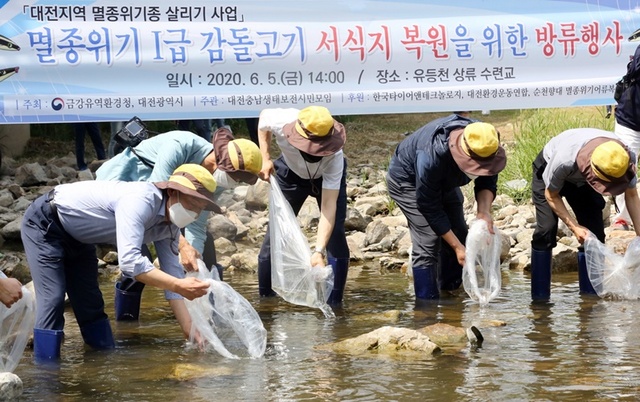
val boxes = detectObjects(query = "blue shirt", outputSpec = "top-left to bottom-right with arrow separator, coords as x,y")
96,131 -> 214,252
387,114 -> 498,236
53,180 -> 183,300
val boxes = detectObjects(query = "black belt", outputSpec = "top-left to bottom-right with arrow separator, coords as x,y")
46,189 -> 62,225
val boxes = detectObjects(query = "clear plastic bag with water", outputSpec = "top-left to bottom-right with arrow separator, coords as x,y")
462,220 -> 502,305
185,261 -> 267,358
585,233 -> 640,299
269,178 -> 335,318
0,272 -> 36,372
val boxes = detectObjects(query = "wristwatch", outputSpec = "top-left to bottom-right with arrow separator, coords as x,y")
314,246 -> 326,257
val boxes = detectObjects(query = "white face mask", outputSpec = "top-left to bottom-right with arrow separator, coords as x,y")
213,169 -> 239,189
465,172 -> 479,180
168,194 -> 199,228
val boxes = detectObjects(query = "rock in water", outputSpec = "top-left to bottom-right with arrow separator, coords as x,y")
0,372 -> 23,400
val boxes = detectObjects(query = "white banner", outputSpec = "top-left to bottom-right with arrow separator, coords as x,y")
0,0 -> 638,123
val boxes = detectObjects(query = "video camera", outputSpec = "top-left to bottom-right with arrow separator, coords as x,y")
114,116 -> 148,148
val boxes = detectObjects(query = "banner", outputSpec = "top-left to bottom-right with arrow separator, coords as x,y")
0,0 -> 638,123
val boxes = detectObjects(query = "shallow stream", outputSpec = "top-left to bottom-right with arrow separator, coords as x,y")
15,265 -> 640,401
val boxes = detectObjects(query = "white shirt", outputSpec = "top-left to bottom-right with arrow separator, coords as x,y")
259,108 -> 344,190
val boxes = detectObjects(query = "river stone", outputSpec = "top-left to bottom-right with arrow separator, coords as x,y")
169,363 -> 234,381
214,237 -> 237,256
0,372 -> 23,400
244,179 -> 269,210
322,326 -> 440,356
15,163 -> 48,186
418,323 -> 471,346
364,220 -> 390,246
207,214 -> 237,240
0,217 -> 22,241
344,207 -> 368,232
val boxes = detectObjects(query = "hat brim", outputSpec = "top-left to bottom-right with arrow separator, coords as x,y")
155,181 -> 222,213
283,120 -> 346,157
449,128 -> 507,176
576,137 -> 635,196
213,127 -> 259,184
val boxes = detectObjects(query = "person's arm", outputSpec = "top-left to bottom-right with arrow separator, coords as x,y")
257,113 -> 275,182
545,188 -> 589,243
311,189 -> 339,267
169,298 -> 195,340
624,188 -> 640,237
0,278 -> 22,308
475,188 -> 496,234
135,268 -> 209,300
178,234 -> 201,272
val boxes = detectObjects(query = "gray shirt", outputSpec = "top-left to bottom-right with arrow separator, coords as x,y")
52,180 -> 183,300
542,128 -> 637,192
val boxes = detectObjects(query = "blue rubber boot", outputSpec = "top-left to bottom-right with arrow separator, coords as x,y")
531,248 -> 553,301
258,257 -> 276,297
327,257 -> 349,306
33,328 -> 64,362
114,280 -> 143,321
577,250 -> 596,295
413,265 -> 439,299
80,318 -> 115,350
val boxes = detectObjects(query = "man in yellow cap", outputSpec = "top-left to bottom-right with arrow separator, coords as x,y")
96,126 -> 261,320
257,106 -> 349,305
386,114 -> 506,302
21,164 -> 219,362
531,128 -> 640,300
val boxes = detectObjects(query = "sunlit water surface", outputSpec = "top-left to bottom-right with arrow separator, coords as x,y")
15,266 -> 640,401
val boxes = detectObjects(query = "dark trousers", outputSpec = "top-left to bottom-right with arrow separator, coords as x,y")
386,174 -> 467,268
20,195 -> 107,330
74,122 -> 106,170
531,151 -> 606,251
258,156 -> 349,262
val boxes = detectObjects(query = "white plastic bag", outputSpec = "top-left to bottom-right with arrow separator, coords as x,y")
185,261 -> 267,358
269,178 -> 335,318
462,220 -> 502,305
585,233 -> 640,299
0,272 -> 36,372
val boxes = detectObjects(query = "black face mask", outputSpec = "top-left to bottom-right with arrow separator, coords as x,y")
299,150 -> 323,163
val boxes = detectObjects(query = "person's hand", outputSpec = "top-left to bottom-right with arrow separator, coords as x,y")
0,278 -> 22,308
476,211 -> 495,234
311,251 -> 325,268
178,242 -> 201,272
454,245 -> 467,267
259,159 -> 274,182
573,225 -> 590,244
175,277 -> 209,300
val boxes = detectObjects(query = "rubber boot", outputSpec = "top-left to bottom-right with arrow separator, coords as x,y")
413,265 -> 439,299
438,249 -> 463,291
114,279 -> 144,321
258,257 -> 276,297
577,251 -> 596,295
80,318 -> 115,350
531,248 -> 553,301
33,328 -> 64,362
327,257 -> 349,306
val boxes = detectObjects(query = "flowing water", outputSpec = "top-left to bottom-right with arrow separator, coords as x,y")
14,265 -> 640,401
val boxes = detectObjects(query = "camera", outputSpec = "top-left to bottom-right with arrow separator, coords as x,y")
114,116 -> 148,148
